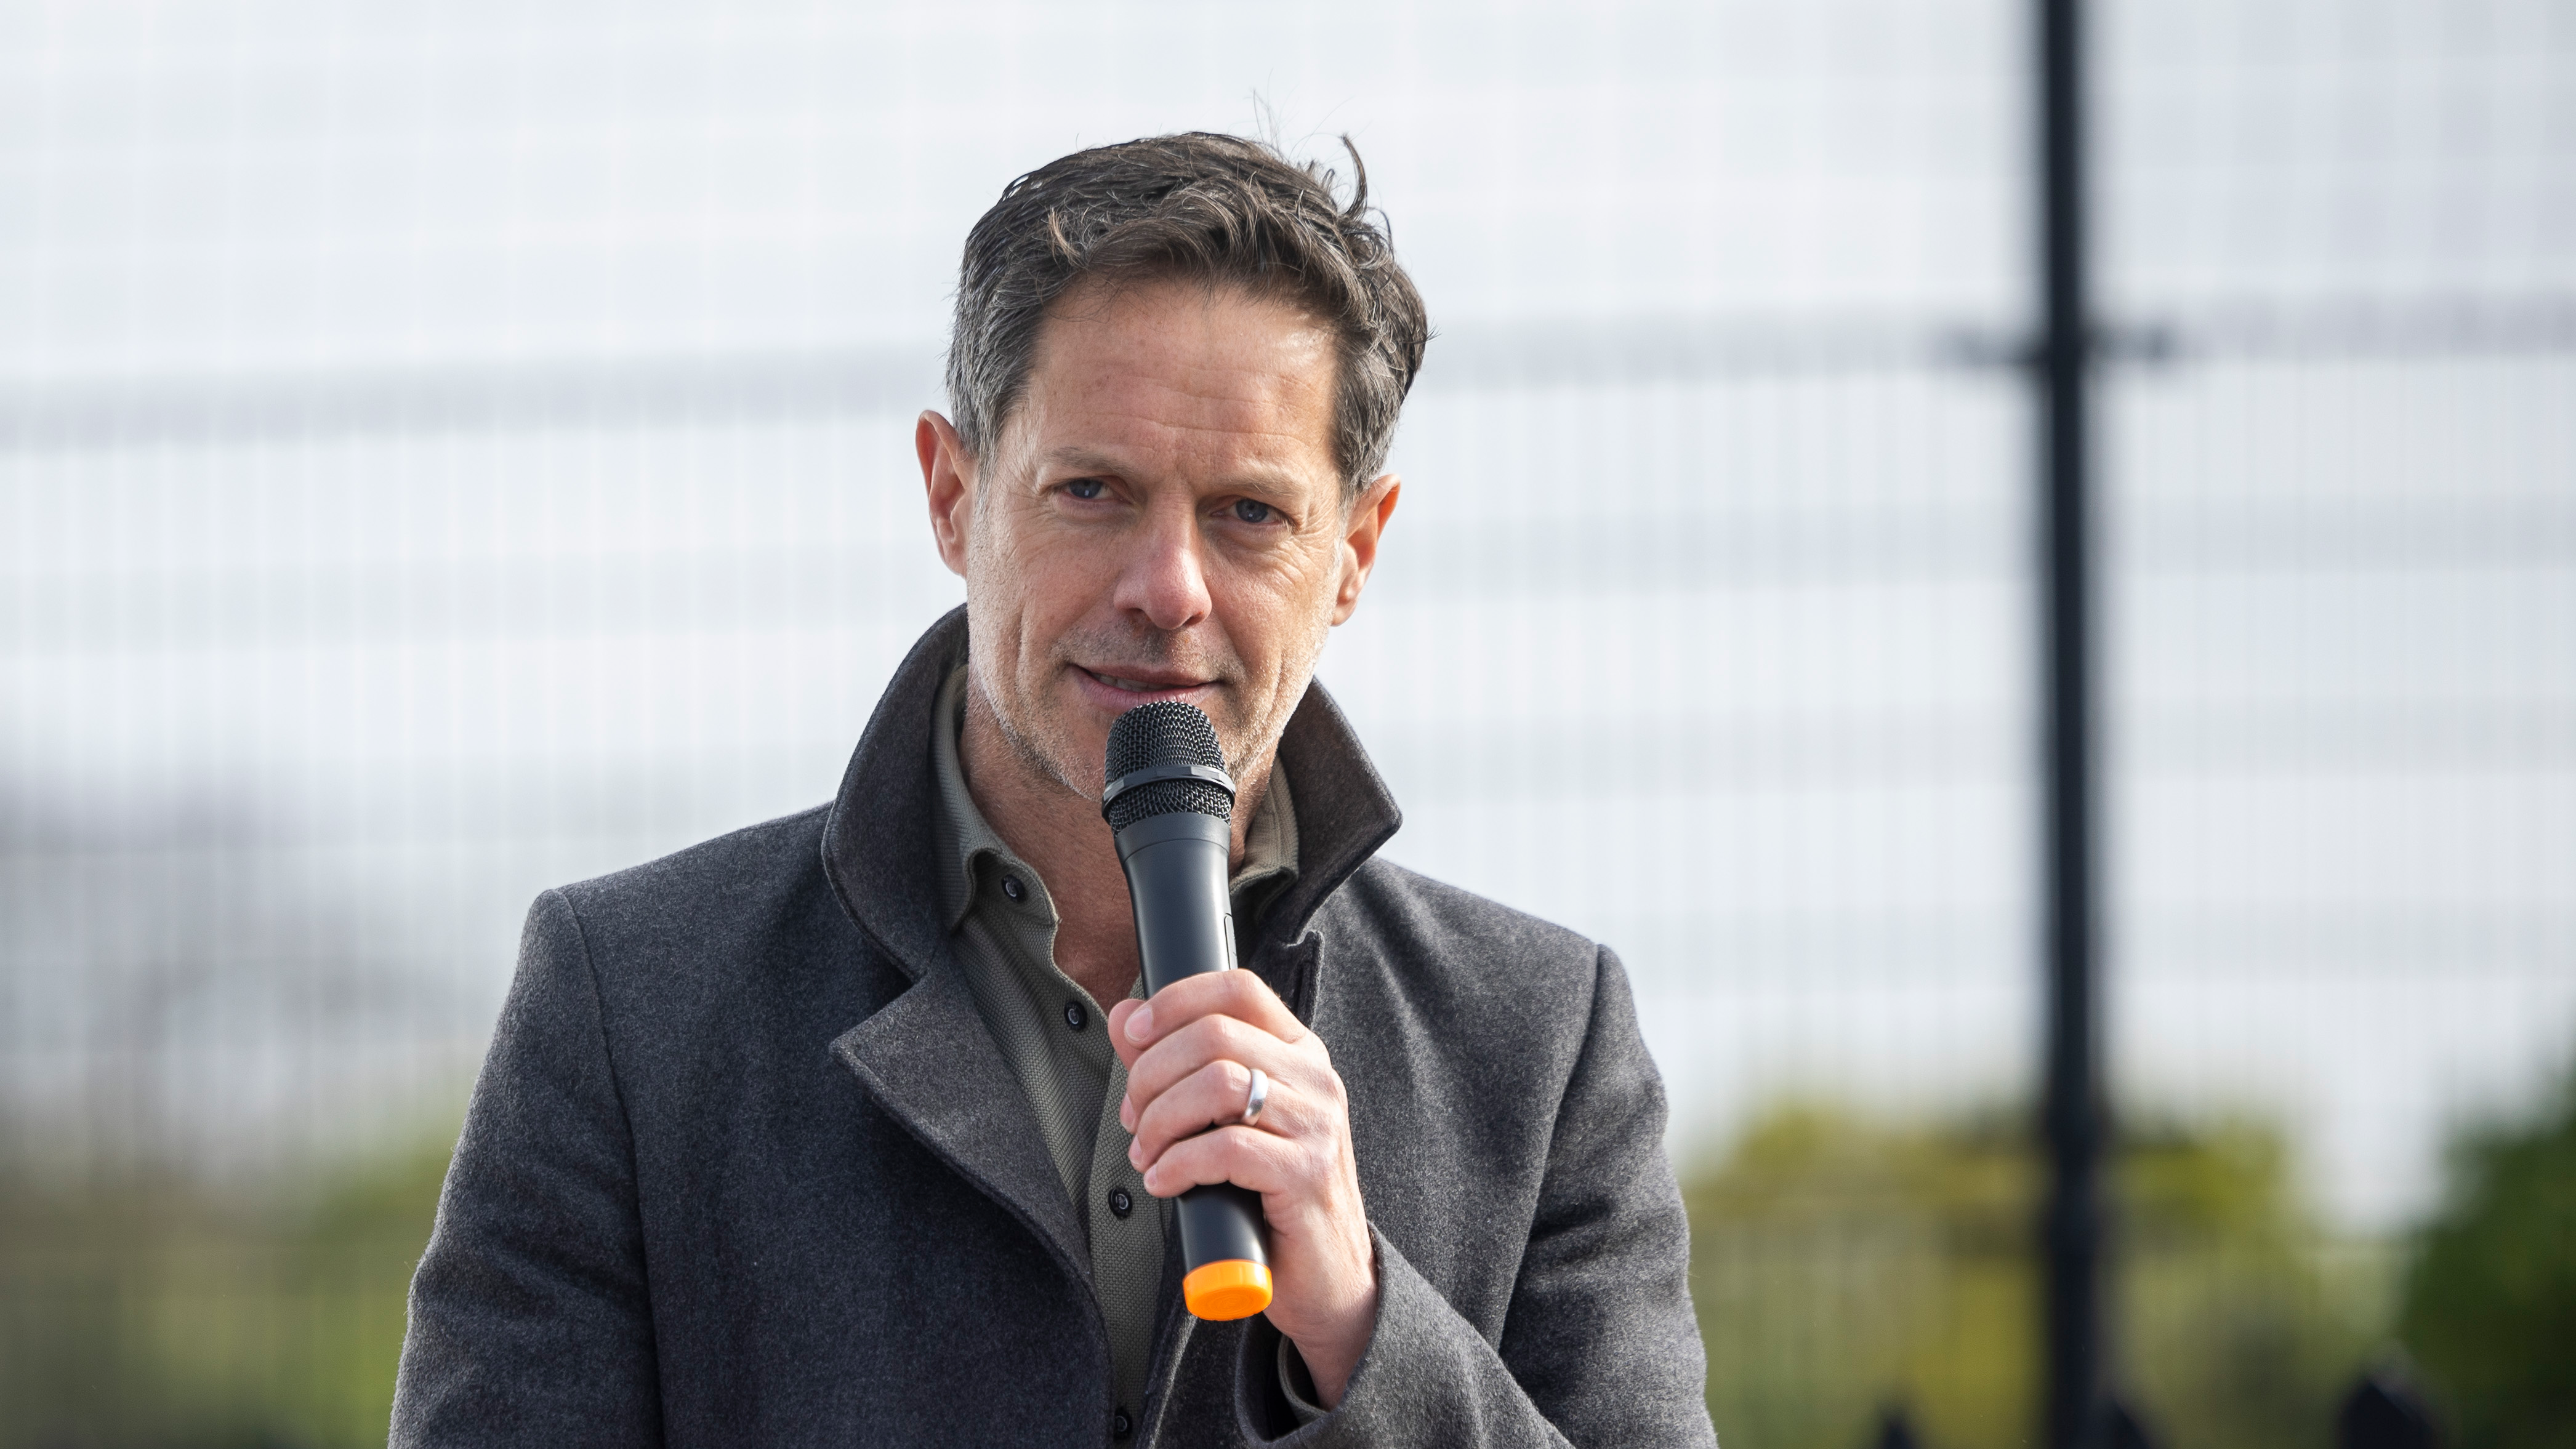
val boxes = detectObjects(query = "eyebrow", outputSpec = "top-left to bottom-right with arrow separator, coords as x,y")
1044,448 -> 1132,479
1041,447 -> 1309,499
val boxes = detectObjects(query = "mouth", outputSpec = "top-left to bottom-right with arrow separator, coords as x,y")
1073,665 -> 1218,709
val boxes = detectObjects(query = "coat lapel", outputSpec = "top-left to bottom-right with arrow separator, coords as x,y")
819,607 -> 1092,1286
1250,933 -> 1325,1024
831,968 -> 1091,1286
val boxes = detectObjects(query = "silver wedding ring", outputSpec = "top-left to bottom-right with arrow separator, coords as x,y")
1239,1067 -> 1269,1129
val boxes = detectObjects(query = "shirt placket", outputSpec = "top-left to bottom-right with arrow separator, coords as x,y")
982,859 -> 1165,1437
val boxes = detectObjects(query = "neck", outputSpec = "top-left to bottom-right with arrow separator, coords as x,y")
959,683 -> 1269,1009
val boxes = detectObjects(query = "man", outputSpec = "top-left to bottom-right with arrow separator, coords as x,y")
393,132 -> 1713,1447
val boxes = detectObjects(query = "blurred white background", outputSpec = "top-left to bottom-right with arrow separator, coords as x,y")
4,0 -> 2571,1250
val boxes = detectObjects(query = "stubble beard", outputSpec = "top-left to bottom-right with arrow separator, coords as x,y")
970,614 -> 1327,805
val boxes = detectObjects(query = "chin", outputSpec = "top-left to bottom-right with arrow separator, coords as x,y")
1036,691 -> 1119,795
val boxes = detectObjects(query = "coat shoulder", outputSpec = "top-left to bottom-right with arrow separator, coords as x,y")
552,803 -> 834,933
541,804 -> 865,1013
1314,857 -> 1609,1026
1330,857 -> 1602,966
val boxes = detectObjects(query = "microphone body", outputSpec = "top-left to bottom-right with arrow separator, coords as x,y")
1104,704 -> 1273,1322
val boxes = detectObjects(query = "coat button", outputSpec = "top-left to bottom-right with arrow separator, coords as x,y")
1063,1000 -> 1087,1032
1001,875 -> 1026,902
1109,1186 -> 1133,1219
1113,1407 -> 1134,1440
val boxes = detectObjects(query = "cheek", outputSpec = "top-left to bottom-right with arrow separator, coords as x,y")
962,518 -> 1047,670
1221,542 -> 1342,659
1278,532 -> 1351,611
977,516 -> 1114,658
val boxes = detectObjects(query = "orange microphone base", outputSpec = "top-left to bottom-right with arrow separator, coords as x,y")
1181,1259 -> 1273,1321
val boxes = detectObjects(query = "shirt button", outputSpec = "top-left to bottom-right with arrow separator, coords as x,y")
1001,875 -> 1026,902
1063,1000 -> 1087,1032
1108,1186 -> 1133,1219
1112,1407 -> 1134,1440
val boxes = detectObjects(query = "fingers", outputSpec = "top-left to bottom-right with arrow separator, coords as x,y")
1109,969 -> 1348,1196
1106,997 -> 1148,1070
1132,1120 -> 1306,1201
1111,968 -> 1305,1070
1125,1056 -> 1313,1170
1119,1009 -> 1320,1131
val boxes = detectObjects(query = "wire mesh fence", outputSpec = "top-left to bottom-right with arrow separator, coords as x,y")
2,1 -> 2569,1445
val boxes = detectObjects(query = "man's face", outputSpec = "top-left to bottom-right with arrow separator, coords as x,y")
923,277 -> 1396,798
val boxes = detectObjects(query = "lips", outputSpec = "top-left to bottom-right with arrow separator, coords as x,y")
1090,668 -> 1203,693
1073,665 -> 1217,707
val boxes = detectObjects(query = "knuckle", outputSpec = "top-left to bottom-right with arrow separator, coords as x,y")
1199,1059 -> 1239,1102
1193,1016 -> 1249,1058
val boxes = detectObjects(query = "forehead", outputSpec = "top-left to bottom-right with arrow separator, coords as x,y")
1013,278 -> 1340,486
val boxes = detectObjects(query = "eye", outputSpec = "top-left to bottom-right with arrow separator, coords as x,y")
1231,498 -> 1275,524
1064,478 -> 1107,501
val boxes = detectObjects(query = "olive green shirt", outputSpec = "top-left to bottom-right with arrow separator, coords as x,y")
927,665 -> 1299,1429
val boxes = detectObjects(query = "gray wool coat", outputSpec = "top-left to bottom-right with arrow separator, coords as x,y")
392,609 -> 1715,1448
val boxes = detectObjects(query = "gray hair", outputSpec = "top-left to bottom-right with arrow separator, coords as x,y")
944,132 -> 1430,494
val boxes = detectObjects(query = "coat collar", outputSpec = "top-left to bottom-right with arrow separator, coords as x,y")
819,606 -> 968,985
819,605 -> 1403,983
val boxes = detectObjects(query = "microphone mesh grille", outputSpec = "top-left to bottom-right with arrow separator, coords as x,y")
1104,701 -> 1233,832
1107,777 -> 1233,832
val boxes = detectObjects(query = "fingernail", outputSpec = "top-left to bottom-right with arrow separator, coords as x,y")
1125,1005 -> 1154,1042
1128,1141 -> 1145,1168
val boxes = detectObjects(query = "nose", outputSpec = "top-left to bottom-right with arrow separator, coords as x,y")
1112,497 -> 1212,633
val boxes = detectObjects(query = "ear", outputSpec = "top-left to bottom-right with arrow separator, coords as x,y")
919,411 -> 975,579
1330,473 -> 1401,626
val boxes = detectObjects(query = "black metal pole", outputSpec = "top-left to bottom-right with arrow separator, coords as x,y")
2035,1 -> 2103,1447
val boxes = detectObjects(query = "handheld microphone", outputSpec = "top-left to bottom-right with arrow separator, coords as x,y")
1102,700 -> 1273,1322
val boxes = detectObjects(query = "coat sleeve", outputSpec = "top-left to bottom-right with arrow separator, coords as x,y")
391,889 -> 664,1447
1235,945 -> 1717,1447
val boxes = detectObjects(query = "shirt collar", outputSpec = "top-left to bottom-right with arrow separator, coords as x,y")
1231,753 -> 1300,926
927,662 -> 1019,933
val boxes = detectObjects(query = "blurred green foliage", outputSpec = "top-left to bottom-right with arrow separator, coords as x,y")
2400,1070 -> 2576,1448
1686,1103 -> 2389,1449
0,1131 -> 452,1449
4,1094 -> 2498,1449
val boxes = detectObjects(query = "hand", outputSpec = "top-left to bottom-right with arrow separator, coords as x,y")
1110,972 -> 1378,1408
